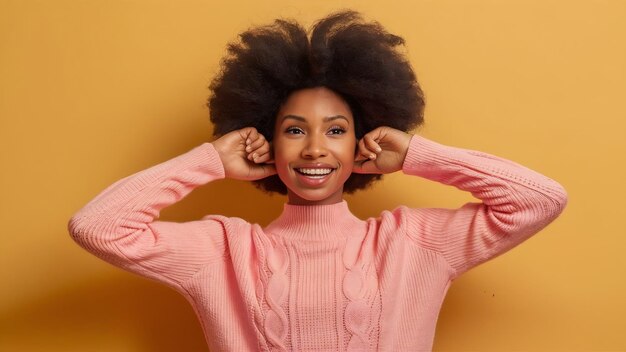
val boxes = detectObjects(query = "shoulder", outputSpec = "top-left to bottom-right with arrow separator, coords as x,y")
378,204 -> 456,231
200,213 -> 254,232
199,214 -> 271,260
199,213 -> 269,242
361,205 -> 435,259
371,205 -> 442,245
365,205 -> 421,235
373,204 -> 419,224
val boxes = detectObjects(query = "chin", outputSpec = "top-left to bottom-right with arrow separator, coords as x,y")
288,187 -> 343,204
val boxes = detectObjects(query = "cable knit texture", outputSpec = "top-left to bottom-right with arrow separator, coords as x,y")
68,135 -> 568,351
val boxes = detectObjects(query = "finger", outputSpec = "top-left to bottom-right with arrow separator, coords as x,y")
364,135 -> 382,153
354,142 -> 366,161
246,134 -> 266,151
256,140 -> 275,164
368,126 -> 386,142
356,138 -> 377,160
352,159 -> 379,174
247,151 -> 263,162
247,141 -> 270,161
354,140 -> 365,161
253,142 -> 270,156
249,146 -> 271,162
243,127 -> 259,145
264,150 -> 275,164
356,139 -> 368,159
354,153 -> 368,162
354,151 -> 372,162
253,151 -> 272,164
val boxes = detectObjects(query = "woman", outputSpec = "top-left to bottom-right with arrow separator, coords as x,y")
68,10 -> 568,351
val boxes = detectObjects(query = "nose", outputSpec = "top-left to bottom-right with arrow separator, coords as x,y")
302,134 -> 328,159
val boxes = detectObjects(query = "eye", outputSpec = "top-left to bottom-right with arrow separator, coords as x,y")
328,126 -> 346,135
285,126 -> 304,134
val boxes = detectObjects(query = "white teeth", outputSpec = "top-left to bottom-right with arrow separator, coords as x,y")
297,168 -> 333,175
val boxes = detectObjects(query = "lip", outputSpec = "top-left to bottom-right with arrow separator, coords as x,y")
292,163 -> 337,187
293,163 -> 336,169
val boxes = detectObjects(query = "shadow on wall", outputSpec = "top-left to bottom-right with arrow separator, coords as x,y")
0,274 -> 210,351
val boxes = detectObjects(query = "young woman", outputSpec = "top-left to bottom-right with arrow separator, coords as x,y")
68,10 -> 568,351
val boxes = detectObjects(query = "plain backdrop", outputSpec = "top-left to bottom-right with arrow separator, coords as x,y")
1,0 -> 624,350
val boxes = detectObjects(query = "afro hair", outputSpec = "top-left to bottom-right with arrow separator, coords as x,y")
208,9 -> 425,195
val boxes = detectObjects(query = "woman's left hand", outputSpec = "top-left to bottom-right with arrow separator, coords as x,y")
353,126 -> 413,174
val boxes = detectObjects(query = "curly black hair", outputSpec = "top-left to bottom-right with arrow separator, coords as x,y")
208,10 -> 425,195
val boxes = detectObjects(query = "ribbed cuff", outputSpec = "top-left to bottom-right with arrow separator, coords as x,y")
401,134 -> 454,178
196,142 -> 226,180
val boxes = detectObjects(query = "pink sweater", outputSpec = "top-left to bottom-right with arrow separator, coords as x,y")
68,134 -> 568,351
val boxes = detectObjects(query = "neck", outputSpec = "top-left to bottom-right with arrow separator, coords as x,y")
264,200 -> 366,240
286,189 -> 344,206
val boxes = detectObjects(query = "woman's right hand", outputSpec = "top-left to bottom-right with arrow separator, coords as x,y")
211,127 -> 276,181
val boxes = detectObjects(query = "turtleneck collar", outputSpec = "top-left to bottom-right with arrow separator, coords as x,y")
263,200 -> 365,240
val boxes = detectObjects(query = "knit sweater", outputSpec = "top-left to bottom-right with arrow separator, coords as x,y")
67,134 -> 568,352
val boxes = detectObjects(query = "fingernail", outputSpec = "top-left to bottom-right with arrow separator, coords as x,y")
246,139 -> 251,145
246,146 -> 251,152
376,147 -> 382,152
370,154 -> 376,159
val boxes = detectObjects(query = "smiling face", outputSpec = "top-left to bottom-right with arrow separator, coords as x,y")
272,87 -> 357,205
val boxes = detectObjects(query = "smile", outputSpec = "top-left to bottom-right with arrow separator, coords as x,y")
295,168 -> 334,176
294,168 -> 336,186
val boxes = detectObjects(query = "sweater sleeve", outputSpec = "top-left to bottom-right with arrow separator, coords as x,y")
67,142 -> 229,289
400,134 -> 568,280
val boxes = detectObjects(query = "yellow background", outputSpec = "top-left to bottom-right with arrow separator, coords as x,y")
1,0 -> 624,350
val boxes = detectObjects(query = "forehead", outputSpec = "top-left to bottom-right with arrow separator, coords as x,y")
277,87 -> 353,123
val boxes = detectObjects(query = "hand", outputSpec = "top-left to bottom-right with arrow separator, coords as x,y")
211,127 -> 276,181
353,126 -> 412,174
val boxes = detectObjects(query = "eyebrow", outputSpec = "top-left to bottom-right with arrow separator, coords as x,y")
280,114 -> 350,124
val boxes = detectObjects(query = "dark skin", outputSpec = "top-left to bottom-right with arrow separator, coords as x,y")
211,87 -> 412,205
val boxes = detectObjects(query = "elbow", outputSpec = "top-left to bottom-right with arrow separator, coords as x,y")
501,181 -> 569,235
67,215 -> 79,235
526,182 -> 568,231
67,212 -> 103,246
67,213 -> 117,255
528,176 -> 569,221
67,214 -> 88,244
549,181 -> 569,218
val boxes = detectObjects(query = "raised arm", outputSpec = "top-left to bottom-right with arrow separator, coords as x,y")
400,134 -> 568,280
67,142 -> 229,288
67,127 -> 276,289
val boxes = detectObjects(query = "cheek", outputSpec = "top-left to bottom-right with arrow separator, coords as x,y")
274,155 -> 287,172
336,141 -> 356,172
272,143 -> 292,179
344,138 -> 357,161
274,158 -> 291,186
